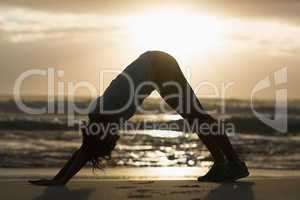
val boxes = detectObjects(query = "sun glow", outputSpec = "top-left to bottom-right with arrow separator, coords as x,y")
128,10 -> 224,62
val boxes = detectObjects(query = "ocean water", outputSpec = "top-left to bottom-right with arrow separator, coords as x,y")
0,97 -> 299,169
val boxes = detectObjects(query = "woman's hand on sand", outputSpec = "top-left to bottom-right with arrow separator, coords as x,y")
28,179 -> 66,186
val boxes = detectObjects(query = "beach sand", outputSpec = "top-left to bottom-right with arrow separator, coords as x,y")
1,167 -> 300,200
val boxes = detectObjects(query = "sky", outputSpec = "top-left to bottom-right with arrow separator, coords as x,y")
0,0 -> 299,100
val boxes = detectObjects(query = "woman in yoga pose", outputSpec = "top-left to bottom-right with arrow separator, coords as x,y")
29,51 -> 249,186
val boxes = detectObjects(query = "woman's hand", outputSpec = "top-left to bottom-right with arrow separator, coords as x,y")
28,147 -> 88,187
28,179 -> 66,186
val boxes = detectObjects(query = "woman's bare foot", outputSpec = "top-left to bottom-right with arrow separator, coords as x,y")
223,161 -> 249,182
198,161 -> 249,182
197,162 -> 228,182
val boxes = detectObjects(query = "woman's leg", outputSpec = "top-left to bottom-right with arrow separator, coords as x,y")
146,51 -> 240,163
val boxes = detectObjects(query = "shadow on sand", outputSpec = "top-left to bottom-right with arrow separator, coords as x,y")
204,181 -> 255,200
32,181 -> 254,200
33,186 -> 95,200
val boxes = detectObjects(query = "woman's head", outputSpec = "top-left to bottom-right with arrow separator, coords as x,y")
80,120 -> 119,169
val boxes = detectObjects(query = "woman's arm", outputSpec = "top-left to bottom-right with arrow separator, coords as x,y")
28,146 -> 89,186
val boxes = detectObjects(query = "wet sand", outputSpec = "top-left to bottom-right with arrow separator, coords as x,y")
0,167 -> 300,200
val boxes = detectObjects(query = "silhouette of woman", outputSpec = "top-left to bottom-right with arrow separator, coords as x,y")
29,51 -> 249,186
